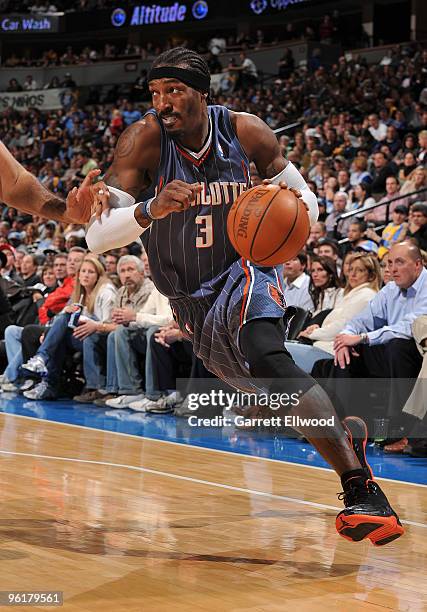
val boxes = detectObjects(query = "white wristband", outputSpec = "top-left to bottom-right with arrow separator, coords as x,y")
270,162 -> 319,226
86,203 -> 147,254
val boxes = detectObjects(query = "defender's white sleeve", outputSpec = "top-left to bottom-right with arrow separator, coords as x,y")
271,162 -> 319,226
85,186 -> 148,254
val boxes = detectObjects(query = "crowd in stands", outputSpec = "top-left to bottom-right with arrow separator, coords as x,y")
0,40 -> 426,456
1,12 -> 354,70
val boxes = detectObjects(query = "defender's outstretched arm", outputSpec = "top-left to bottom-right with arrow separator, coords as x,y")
0,141 -> 102,224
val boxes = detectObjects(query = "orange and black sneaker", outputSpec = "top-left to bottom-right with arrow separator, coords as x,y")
342,416 -> 374,480
336,478 -> 404,546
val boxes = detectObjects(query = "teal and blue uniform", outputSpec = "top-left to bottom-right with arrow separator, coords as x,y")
141,105 -> 287,388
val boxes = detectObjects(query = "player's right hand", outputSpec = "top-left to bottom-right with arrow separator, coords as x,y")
150,180 -> 203,219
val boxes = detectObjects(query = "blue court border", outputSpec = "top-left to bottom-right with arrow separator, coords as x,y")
0,394 -> 425,485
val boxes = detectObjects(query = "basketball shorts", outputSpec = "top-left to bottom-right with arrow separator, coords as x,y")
170,259 -> 289,391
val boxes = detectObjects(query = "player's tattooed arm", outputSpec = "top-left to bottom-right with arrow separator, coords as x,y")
231,111 -> 288,179
103,117 -> 161,199
103,168 -> 147,200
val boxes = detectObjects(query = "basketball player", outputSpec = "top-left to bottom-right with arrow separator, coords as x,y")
85,48 -> 403,545
0,141 -> 107,224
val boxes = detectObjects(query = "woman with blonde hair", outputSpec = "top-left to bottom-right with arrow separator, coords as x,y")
21,255 -> 117,400
285,253 -> 381,372
400,166 -> 427,206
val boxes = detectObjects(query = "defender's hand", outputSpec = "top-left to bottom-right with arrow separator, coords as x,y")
85,179 -> 111,220
150,180 -> 202,220
66,169 -> 109,223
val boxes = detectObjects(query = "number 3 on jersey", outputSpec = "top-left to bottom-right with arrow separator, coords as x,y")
195,214 -> 213,248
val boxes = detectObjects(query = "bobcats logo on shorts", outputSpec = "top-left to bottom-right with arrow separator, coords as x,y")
267,283 -> 286,311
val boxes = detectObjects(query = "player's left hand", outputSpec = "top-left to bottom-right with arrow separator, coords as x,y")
333,333 -> 363,351
66,169 -> 110,224
262,179 -> 307,211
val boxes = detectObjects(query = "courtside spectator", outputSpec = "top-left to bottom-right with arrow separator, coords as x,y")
332,242 -> 426,430
286,253 -> 380,372
73,255 -> 155,404
308,255 -> 343,320
22,256 -> 116,400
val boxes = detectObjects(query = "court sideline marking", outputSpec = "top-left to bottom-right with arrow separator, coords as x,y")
2,411 -> 426,489
0,448 -> 425,530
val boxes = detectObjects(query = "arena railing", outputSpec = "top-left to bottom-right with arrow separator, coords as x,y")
333,187 -> 427,239
273,122 -> 302,136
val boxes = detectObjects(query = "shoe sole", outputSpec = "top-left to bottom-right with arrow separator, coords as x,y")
343,416 -> 374,480
336,512 -> 404,546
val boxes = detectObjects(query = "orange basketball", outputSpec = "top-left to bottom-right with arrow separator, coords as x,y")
227,184 -> 310,266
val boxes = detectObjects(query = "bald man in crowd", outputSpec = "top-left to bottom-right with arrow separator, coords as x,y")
332,242 -> 427,435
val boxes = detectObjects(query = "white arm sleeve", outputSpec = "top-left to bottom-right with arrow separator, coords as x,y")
86,203 -> 148,254
271,161 -> 319,226
85,186 -> 149,254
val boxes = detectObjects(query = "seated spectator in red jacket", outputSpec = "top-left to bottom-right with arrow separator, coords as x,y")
38,248 -> 84,324
18,248 -> 85,379
0,251 -> 81,390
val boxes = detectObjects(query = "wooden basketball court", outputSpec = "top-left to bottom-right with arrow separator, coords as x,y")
0,412 -> 425,611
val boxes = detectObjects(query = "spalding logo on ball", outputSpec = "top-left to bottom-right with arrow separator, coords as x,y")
227,184 -> 310,266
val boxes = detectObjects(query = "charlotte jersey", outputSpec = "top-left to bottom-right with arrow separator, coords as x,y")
141,105 -> 252,300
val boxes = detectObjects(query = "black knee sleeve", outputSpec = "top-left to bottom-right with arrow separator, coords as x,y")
240,318 -> 316,395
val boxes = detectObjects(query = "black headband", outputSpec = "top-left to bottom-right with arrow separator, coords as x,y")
147,66 -> 210,93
